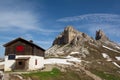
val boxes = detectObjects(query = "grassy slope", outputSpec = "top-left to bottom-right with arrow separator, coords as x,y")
91,70 -> 120,80
23,68 -> 93,80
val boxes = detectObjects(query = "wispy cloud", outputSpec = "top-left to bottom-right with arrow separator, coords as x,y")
0,11 -> 62,33
57,13 -> 120,24
0,11 -> 39,31
0,0 -> 61,33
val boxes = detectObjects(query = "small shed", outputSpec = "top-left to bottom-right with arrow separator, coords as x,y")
3,37 -> 45,71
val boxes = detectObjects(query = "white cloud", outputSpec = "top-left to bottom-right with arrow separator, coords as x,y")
0,11 -> 39,31
57,13 -> 120,23
0,0 -> 61,33
38,28 -> 63,33
0,11 -> 62,33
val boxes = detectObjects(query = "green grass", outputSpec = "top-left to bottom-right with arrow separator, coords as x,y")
92,70 -> 120,80
22,68 -> 93,80
23,68 -> 60,80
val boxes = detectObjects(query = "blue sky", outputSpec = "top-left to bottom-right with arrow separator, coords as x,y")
0,0 -> 120,57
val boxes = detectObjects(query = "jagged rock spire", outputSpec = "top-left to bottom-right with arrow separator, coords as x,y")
95,29 -> 109,41
53,26 -> 77,45
64,26 -> 74,31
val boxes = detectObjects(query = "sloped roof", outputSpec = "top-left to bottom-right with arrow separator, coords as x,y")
3,37 -> 45,51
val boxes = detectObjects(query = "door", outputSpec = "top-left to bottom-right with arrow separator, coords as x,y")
15,60 -> 26,70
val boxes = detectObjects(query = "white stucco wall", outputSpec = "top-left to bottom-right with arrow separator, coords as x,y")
0,61 -> 4,65
4,56 -> 15,71
4,55 -> 44,71
29,56 -> 44,70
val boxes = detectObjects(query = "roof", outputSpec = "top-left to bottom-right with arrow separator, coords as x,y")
3,37 -> 45,51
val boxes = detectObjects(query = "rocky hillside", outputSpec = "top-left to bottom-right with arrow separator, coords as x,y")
45,26 -> 120,59
45,26 -> 120,80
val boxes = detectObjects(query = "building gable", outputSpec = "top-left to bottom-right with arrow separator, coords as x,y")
3,37 -> 45,56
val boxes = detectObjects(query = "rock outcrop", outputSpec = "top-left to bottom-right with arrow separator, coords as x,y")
95,29 -> 109,41
53,26 -> 79,45
46,26 -> 95,57
53,26 -> 92,46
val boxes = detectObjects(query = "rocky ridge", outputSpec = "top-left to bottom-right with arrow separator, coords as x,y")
45,26 -> 120,80
45,26 -> 117,58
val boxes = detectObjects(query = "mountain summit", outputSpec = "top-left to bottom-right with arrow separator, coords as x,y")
45,26 -> 120,59
53,26 -> 92,46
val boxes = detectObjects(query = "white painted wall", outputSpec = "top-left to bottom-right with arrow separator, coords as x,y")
0,62 -> 4,65
4,55 -> 44,71
29,56 -> 44,70
4,56 -> 15,71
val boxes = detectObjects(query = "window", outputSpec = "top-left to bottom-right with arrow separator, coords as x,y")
18,61 -> 22,65
35,59 -> 37,65
8,54 -> 15,60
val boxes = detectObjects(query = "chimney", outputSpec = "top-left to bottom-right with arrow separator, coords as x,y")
29,40 -> 33,43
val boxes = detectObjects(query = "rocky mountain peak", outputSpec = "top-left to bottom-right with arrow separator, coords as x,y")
53,26 -> 91,45
95,29 -> 109,41
53,26 -> 93,46
53,26 -> 79,45
46,26 -> 120,60
64,26 -> 75,31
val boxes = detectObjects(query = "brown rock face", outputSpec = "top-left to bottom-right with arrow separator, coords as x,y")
53,26 -> 92,46
53,27 -> 109,46
95,29 -> 109,41
53,26 -> 78,45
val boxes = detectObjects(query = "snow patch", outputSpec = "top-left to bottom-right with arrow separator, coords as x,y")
102,53 -> 109,58
112,62 -> 120,68
116,46 -> 120,49
102,53 -> 112,61
70,52 -> 79,55
102,45 -> 120,53
44,58 -> 71,65
44,56 -> 81,65
116,57 -> 120,60
66,55 -> 81,62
